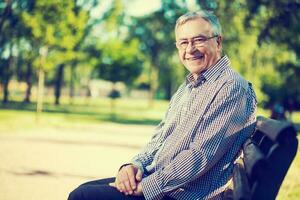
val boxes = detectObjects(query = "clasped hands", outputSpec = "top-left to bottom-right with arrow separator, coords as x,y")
109,164 -> 143,196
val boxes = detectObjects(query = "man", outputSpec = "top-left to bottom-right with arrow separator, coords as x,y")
68,10 -> 257,200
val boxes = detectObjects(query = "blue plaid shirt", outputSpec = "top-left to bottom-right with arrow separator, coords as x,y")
131,56 -> 257,200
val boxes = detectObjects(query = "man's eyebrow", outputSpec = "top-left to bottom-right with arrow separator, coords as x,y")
178,34 -> 207,41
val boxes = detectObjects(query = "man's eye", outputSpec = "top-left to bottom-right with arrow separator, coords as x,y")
180,41 -> 188,46
194,38 -> 205,43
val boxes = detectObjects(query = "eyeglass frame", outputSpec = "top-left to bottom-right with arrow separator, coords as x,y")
175,34 -> 219,50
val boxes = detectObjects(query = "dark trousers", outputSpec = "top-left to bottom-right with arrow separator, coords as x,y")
68,177 -> 175,200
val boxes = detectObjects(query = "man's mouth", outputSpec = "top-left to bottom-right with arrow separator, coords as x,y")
185,54 -> 204,61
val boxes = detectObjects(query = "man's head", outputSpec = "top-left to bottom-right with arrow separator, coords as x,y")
175,10 -> 223,80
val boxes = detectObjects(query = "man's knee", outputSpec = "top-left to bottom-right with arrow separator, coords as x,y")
68,186 -> 84,200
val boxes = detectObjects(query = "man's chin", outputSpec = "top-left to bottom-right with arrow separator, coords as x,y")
185,59 -> 205,67
186,64 -> 205,73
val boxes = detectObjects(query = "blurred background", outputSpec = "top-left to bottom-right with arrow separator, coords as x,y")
0,0 -> 299,200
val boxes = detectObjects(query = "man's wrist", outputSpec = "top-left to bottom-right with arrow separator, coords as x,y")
118,163 -> 133,171
131,160 -> 144,174
118,161 -> 144,175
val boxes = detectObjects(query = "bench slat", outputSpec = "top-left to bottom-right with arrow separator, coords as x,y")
256,116 -> 297,144
224,117 -> 298,200
265,140 -> 298,198
243,139 -> 268,183
232,160 -> 251,200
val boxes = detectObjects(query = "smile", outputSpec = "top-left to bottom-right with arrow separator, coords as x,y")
185,55 -> 204,60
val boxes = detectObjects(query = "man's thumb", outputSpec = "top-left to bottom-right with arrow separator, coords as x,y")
136,169 -> 142,181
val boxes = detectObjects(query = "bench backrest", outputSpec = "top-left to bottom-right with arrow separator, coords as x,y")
228,116 -> 298,200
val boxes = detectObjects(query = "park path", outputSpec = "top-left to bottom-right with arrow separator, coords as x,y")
0,123 -> 154,200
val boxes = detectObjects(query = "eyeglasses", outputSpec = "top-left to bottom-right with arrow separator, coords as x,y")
175,35 -> 218,50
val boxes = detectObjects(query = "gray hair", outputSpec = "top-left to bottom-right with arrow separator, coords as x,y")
175,10 -> 222,36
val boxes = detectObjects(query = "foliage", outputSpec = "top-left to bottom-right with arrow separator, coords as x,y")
0,0 -> 299,110
128,1 -> 188,99
197,0 -> 300,109
243,0 -> 300,108
83,0 -> 145,94
96,39 -> 143,84
21,0 -> 89,71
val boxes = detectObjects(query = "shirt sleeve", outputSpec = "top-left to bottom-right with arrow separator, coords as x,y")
130,120 -> 166,173
141,80 -> 257,200
131,86 -> 181,172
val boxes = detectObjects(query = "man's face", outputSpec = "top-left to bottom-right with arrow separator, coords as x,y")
175,18 -> 222,79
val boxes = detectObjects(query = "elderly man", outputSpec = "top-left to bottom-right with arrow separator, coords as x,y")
68,10 -> 256,200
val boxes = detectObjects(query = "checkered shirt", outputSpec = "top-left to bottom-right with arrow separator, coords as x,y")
131,55 -> 257,200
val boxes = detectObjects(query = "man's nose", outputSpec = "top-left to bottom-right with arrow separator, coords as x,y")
185,42 -> 197,53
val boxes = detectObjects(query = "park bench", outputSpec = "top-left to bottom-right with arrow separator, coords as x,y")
224,116 -> 298,200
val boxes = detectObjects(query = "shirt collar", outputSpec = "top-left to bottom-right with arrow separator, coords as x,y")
185,55 -> 230,88
186,73 -> 205,88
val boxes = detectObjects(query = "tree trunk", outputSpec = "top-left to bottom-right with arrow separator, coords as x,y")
36,46 -> 48,117
165,80 -> 172,100
24,63 -> 33,103
3,75 -> 9,104
148,65 -> 158,108
110,82 -> 117,120
84,77 -> 91,105
36,67 -> 45,114
69,62 -> 76,104
2,54 -> 13,104
54,64 -> 65,105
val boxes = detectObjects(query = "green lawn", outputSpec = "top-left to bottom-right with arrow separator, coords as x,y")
0,97 -> 299,199
277,141 -> 300,200
0,97 -> 168,127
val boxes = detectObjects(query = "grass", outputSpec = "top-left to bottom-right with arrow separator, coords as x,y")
0,97 -> 168,127
0,96 -> 299,199
277,140 -> 300,200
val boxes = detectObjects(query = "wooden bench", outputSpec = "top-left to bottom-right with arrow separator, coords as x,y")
224,116 -> 298,200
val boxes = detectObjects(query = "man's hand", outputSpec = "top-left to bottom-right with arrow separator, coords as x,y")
132,182 -> 143,196
109,164 -> 143,195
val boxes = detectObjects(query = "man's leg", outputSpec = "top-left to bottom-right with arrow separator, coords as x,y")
68,177 -> 145,200
80,177 -> 116,186
68,177 -> 176,200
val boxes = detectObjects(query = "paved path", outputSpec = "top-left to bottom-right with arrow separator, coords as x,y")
1,121 -> 298,200
0,123 -> 154,200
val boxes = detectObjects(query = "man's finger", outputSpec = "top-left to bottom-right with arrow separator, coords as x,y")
109,182 -> 116,187
123,180 -> 133,195
117,171 -> 131,194
126,169 -> 137,190
132,182 -> 143,196
136,169 -> 143,181
116,170 -> 126,191
118,182 -> 126,193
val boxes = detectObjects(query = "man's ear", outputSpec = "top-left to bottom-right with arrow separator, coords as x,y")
217,35 -> 222,51
217,35 -> 222,48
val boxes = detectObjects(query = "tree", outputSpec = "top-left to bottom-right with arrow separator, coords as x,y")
196,0 -> 298,110
95,1 -> 143,88
244,0 -> 300,109
95,38 -> 143,115
0,55 -> 13,103
128,1 -> 189,102
0,0 -> 26,103
97,39 -> 143,85
65,0 -> 100,104
15,40 -> 38,103
21,0 -> 89,107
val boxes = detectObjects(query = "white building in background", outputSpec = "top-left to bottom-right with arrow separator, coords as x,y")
88,79 -> 149,99
88,79 -> 126,98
